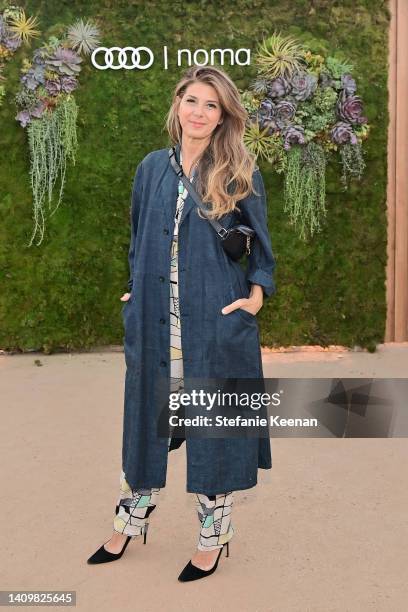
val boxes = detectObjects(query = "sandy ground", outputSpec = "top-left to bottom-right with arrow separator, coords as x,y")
0,343 -> 407,612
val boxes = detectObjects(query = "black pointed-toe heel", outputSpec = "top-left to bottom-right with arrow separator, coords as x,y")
142,522 -> 149,545
87,524 -> 149,565
177,541 -> 230,582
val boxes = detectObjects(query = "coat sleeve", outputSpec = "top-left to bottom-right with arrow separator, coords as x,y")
238,168 -> 277,298
126,160 -> 144,292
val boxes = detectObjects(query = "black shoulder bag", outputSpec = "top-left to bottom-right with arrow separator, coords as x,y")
168,147 -> 255,262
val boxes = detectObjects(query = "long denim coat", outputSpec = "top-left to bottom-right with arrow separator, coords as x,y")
121,142 -> 276,495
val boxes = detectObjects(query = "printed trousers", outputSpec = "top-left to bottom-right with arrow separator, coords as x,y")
113,446 -> 235,552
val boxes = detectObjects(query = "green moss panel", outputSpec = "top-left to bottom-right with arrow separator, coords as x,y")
0,0 -> 390,352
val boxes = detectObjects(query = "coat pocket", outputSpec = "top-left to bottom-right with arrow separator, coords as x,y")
214,310 -> 261,377
121,294 -> 133,322
236,306 -> 257,324
226,263 -> 258,326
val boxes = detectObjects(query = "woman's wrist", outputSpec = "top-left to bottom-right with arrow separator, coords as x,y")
249,283 -> 263,305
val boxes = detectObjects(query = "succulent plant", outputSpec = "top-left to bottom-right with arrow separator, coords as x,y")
259,98 -> 275,117
12,14 -> 86,247
45,36 -> 61,50
240,33 -> 370,241
3,5 -> 25,22
15,87 -> 38,109
336,89 -> 367,124
44,79 -> 61,95
32,46 -> 48,64
274,100 -> 297,124
30,99 -> 47,118
289,71 -> 318,102
318,70 -> 335,89
283,125 -> 305,150
15,108 -> 31,127
7,9 -> 40,44
3,33 -> 20,50
330,121 -> 358,145
250,77 -> 269,95
341,74 -> 357,96
255,31 -> 306,79
44,68 -> 59,80
240,89 -> 259,114
244,120 -> 278,161
253,98 -> 280,134
67,18 -> 101,56
0,13 -> 21,52
325,56 -> 354,80
45,47 -> 82,76
260,117 -> 281,135
60,75 -> 78,93
266,76 -> 291,99
0,43 -> 12,60
20,63 -> 45,90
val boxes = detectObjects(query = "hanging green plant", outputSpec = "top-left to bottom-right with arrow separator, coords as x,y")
241,31 -> 370,241
14,18 -> 101,246
26,95 -> 78,245
283,141 -> 327,241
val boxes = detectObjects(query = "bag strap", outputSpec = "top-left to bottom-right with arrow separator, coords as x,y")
168,147 -> 229,238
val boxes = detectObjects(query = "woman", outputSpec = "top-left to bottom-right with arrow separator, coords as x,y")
87,65 -> 276,581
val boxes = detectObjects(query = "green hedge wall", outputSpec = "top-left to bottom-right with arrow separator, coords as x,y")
0,0 -> 390,352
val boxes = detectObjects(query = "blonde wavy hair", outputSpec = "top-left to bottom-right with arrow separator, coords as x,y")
165,65 -> 259,220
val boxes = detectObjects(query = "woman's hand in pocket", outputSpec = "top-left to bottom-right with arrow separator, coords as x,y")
221,297 -> 260,316
120,292 -> 132,302
221,284 -> 263,316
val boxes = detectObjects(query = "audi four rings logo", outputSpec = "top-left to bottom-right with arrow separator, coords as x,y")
91,46 -> 154,70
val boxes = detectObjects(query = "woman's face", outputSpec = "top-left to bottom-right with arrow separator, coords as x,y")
177,82 -> 223,141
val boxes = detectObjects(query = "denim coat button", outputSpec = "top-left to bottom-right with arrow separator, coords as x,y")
159,276 -> 165,282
